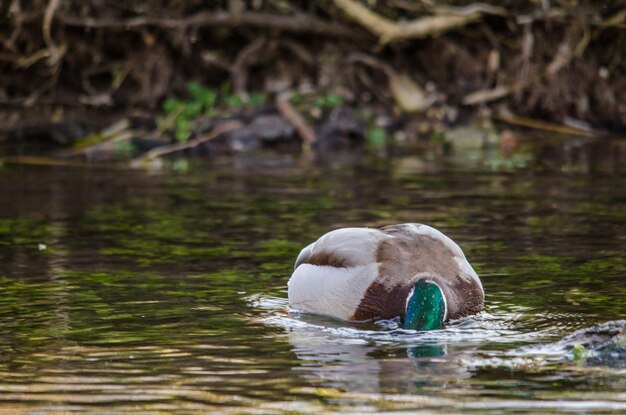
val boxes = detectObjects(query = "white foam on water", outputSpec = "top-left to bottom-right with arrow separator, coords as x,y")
248,294 -> 561,347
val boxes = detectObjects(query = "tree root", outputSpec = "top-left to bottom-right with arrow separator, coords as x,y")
335,0 -> 484,44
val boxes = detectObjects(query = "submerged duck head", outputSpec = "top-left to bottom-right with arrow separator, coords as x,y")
404,279 -> 447,330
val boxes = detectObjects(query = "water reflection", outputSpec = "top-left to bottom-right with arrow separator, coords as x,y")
255,295 -> 574,392
0,140 -> 624,413
257,295 -> 626,415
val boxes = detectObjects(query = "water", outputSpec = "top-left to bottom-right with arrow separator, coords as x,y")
0,140 -> 625,414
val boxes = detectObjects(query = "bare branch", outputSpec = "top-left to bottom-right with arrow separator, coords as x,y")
57,11 -> 366,40
135,120 -> 243,161
463,85 -> 514,105
493,113 -> 598,137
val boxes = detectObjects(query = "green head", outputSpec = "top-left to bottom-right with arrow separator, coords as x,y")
403,280 -> 446,331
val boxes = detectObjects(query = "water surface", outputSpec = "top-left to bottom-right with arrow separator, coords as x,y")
0,140 -> 625,414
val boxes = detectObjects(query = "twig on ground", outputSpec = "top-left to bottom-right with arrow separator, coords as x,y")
4,156 -> 115,168
57,11 -> 366,40
493,113 -> 599,137
276,93 -> 317,147
463,85 -> 514,105
135,120 -> 243,161
431,3 -> 506,16
56,119 -> 134,158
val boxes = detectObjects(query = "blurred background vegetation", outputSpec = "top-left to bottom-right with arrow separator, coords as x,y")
1,0 -> 625,159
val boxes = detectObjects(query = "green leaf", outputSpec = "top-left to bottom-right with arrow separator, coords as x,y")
366,126 -> 387,147
290,92 -> 305,105
224,94 -> 245,107
175,118 -> 191,143
163,98 -> 184,114
115,140 -> 135,158
186,82 -> 205,100
185,101 -> 203,118
220,82 -> 232,97
200,89 -> 217,110
248,92 -> 266,106
324,93 -> 343,108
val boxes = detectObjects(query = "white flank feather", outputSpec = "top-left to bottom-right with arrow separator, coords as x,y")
288,262 -> 379,320
310,227 -> 387,266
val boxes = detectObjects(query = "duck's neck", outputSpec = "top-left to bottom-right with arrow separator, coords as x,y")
403,280 -> 446,331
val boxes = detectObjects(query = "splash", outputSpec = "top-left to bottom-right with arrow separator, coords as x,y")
249,294 -> 560,346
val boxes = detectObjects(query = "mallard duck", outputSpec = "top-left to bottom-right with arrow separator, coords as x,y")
287,223 -> 484,330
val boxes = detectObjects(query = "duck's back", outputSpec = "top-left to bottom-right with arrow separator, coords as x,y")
287,224 -> 483,322
364,224 -> 483,321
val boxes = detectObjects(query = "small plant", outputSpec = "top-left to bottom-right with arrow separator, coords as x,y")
289,92 -> 306,105
315,92 -> 344,108
365,126 -> 388,147
114,139 -> 135,159
220,82 -> 266,108
161,82 -> 266,142
429,131 -> 446,144
161,82 -> 217,142
290,92 -> 344,109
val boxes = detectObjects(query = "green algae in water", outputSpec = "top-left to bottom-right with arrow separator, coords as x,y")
0,218 -> 51,248
0,159 -> 624,414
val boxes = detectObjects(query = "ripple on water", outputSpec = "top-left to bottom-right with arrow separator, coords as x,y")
250,295 -> 564,346
249,294 -> 626,374
1,160 -> 624,414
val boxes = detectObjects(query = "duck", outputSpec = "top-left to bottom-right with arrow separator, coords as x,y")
287,223 -> 484,331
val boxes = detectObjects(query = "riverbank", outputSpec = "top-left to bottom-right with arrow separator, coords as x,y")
2,1 -> 625,162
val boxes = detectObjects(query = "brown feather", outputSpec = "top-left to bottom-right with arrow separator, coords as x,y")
351,224 -> 483,322
303,250 -> 354,268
